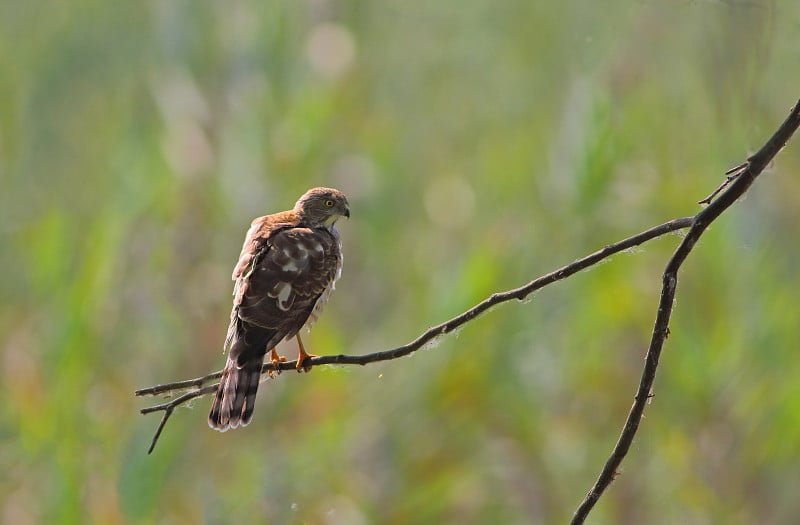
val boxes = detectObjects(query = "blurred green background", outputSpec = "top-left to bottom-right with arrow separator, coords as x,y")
2,1 -> 800,524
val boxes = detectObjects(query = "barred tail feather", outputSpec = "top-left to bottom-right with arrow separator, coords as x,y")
208,356 -> 264,431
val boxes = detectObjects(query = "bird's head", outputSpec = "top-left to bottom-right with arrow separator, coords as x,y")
294,187 -> 351,228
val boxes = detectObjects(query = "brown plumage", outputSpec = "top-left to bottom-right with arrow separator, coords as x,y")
208,187 -> 349,431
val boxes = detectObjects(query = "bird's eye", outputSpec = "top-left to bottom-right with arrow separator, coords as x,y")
324,199 -> 334,207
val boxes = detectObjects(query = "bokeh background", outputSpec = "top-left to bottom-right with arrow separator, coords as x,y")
2,1 -> 800,524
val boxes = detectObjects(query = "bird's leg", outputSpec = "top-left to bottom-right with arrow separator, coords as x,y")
268,348 -> 286,377
295,334 -> 318,372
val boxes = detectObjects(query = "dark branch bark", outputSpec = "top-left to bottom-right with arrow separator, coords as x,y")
570,99 -> 800,524
136,216 -> 694,452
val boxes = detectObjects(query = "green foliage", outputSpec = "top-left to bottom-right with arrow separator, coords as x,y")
2,1 -> 800,523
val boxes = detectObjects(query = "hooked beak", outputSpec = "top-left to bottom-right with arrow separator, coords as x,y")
344,207 -> 350,219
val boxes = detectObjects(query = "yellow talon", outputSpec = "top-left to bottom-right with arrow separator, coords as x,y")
295,334 -> 318,372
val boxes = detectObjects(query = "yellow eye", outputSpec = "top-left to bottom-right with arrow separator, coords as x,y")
324,199 -> 334,207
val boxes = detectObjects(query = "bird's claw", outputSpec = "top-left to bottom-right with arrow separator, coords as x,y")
268,348 -> 287,377
295,351 -> 318,373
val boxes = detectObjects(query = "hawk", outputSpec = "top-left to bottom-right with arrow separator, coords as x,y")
208,187 -> 350,431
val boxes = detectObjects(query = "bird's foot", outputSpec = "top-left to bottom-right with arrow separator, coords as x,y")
294,334 -> 317,372
268,348 -> 287,377
296,349 -> 318,373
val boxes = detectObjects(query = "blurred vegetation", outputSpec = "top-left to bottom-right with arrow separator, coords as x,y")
2,1 -> 800,524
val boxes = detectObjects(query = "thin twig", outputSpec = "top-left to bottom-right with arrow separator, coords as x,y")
571,99 -> 800,524
137,216 -> 694,452
140,385 -> 218,454
135,373 -> 221,397
698,160 -> 750,204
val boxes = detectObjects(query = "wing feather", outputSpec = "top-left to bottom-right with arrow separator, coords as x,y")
226,223 -> 341,362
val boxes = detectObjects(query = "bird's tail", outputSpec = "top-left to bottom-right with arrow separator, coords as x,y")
208,354 -> 264,431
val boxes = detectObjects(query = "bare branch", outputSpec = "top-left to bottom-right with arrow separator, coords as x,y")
571,99 -> 800,524
136,216 -> 694,452
137,100 -> 800,523
140,385 -> 218,454
135,373 -> 221,398
698,161 -> 749,204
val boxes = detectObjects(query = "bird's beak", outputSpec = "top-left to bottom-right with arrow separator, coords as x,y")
343,207 -> 350,219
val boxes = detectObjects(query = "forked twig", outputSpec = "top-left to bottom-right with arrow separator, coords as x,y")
571,99 -> 800,524
698,160 -> 750,204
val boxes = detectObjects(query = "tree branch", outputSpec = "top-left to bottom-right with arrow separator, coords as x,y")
136,216 -> 694,453
570,98 -> 800,524
136,101 -> 800,523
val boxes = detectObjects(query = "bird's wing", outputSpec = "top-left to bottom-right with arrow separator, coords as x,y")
224,215 -> 287,351
234,227 -> 340,337
230,214 -> 293,282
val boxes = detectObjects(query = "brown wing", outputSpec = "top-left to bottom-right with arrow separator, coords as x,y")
224,214 -> 293,352
229,211 -> 298,282
227,225 -> 341,363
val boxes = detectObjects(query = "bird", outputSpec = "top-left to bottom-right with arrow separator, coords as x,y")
208,187 -> 350,431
